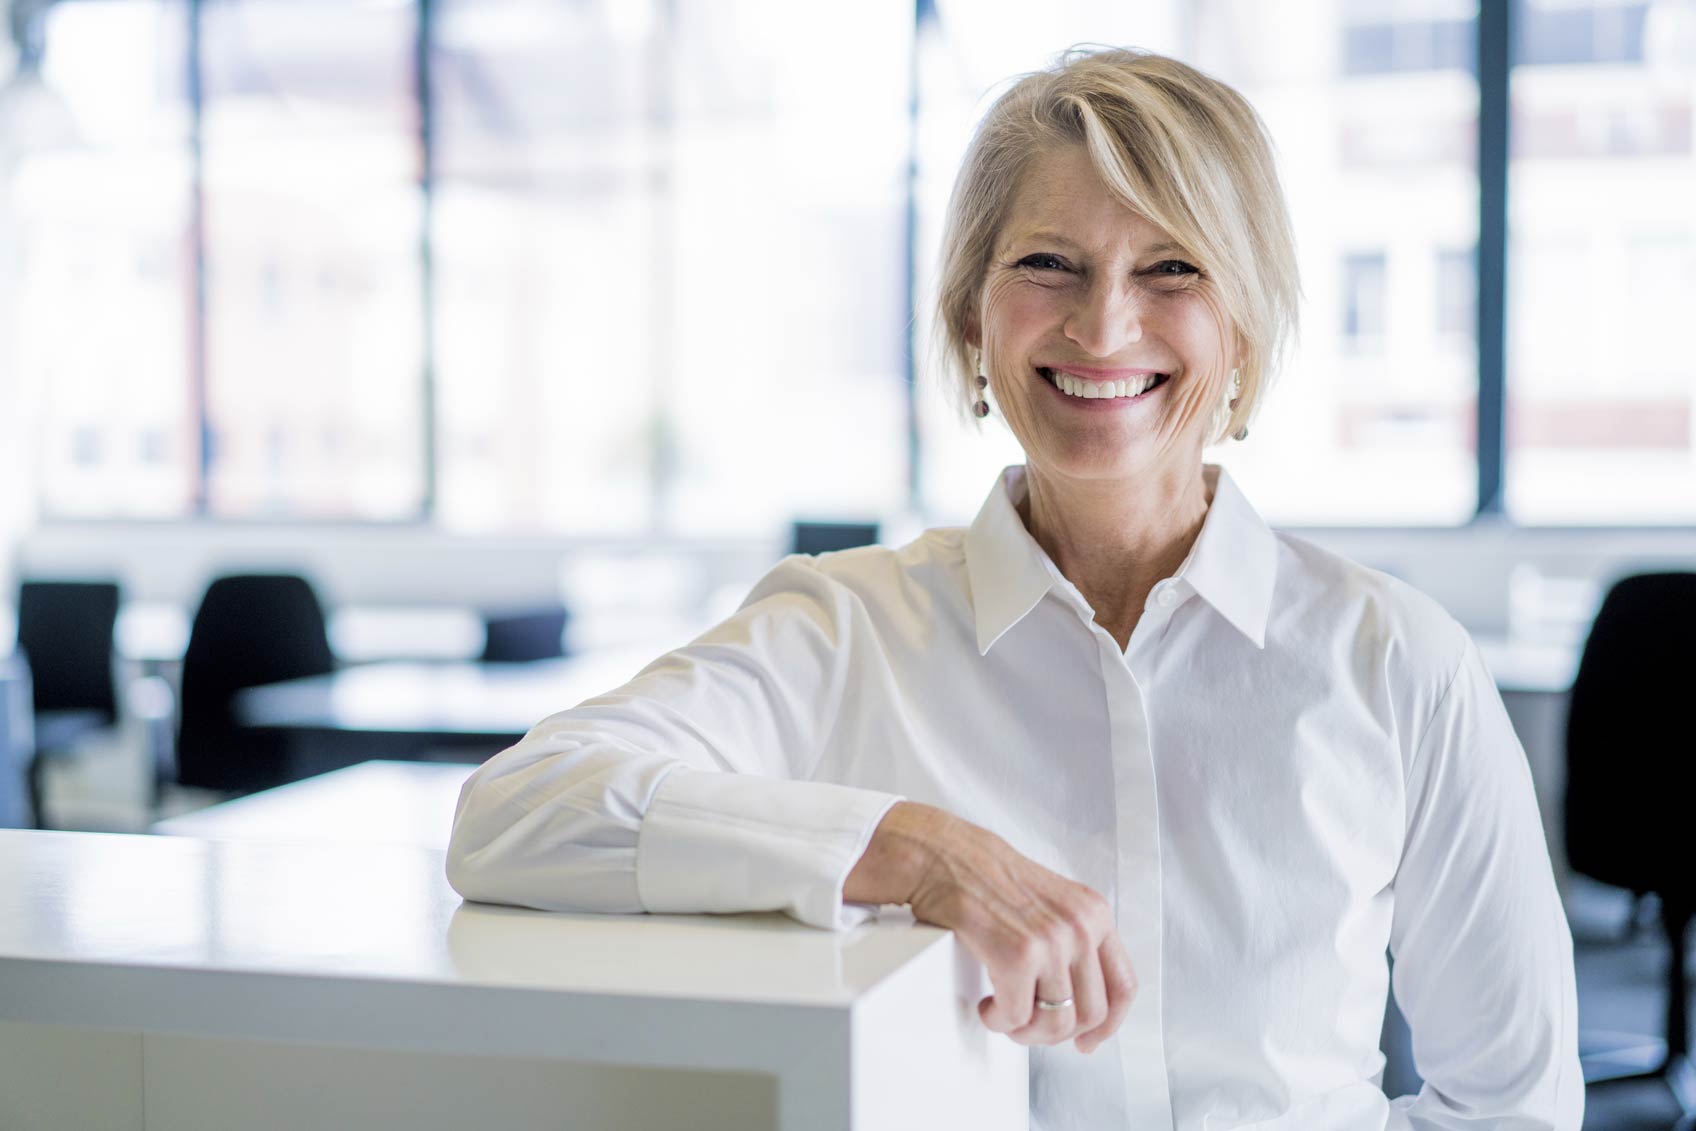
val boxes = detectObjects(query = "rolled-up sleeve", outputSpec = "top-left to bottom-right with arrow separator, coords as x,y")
1386,637 -> 1584,1129
445,554 -> 904,931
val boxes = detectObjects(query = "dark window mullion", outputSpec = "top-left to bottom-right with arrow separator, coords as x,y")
416,0 -> 439,521
1475,0 -> 1512,518
187,0 -> 209,515
902,0 -> 931,514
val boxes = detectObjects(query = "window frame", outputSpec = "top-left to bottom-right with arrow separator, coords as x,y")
33,0 -> 1679,533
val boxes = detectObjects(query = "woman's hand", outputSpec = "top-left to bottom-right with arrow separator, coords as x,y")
843,801 -> 1137,1054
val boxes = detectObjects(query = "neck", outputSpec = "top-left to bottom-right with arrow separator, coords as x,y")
1016,461 -> 1213,624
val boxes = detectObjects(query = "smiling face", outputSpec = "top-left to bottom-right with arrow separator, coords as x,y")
971,144 -> 1240,487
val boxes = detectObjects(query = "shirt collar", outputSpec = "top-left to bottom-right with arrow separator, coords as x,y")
963,462 -> 1278,655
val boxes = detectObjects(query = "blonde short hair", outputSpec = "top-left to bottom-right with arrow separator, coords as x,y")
933,46 -> 1300,441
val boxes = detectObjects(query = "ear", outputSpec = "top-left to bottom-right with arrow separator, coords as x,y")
964,317 -> 981,352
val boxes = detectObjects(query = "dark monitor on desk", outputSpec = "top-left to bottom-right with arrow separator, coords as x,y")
790,521 -> 880,557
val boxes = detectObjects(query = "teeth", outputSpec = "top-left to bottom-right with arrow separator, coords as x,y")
1052,372 -> 1161,399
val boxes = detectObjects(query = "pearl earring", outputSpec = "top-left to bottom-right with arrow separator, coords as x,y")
1212,367 -> 1249,443
973,354 -> 990,418
1231,366 -> 1249,442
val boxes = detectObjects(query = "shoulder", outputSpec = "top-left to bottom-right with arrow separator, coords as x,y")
746,527 -> 970,628
790,526 -> 965,591
1270,530 -> 1471,693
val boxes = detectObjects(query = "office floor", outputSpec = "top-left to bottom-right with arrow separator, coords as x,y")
33,726 -> 1696,1130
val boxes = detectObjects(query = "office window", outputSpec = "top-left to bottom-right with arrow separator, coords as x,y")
200,0 -> 426,519
1343,252 -> 1389,347
1436,246 -> 1476,339
660,0 -> 912,536
1517,0 -> 1648,67
433,0 -> 911,537
18,0 -> 195,518
916,0 -> 1480,526
431,0 -> 660,535
14,0 -> 1683,532
1504,4 -> 1696,524
1342,0 -> 1477,76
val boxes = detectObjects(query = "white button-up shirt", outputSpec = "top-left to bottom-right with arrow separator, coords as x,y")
448,463 -> 1583,1130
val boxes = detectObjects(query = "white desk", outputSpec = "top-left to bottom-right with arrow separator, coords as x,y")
0,829 -> 1025,1131
152,760 -> 471,848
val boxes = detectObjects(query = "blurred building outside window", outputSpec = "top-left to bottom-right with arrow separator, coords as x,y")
2,0 -> 1691,533
9,0 -> 195,519
1343,251 -> 1390,347
1505,0 -> 1696,523
431,0 -> 911,537
199,0 -> 425,520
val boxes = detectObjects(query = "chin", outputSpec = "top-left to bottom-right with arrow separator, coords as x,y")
1033,433 -> 1198,483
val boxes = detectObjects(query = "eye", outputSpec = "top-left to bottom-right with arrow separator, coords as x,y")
1015,253 -> 1070,272
1149,259 -> 1200,276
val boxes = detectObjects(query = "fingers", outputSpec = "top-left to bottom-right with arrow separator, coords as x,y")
1073,934 -> 1138,1054
982,893 -> 1123,1049
1004,969 -> 1080,1045
909,818 -> 1132,1052
976,938 -> 1038,1034
1067,941 -> 1108,1043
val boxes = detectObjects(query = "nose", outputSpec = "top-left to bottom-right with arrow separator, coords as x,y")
1063,278 -> 1144,358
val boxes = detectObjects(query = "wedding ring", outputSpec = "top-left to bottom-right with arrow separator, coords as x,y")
1034,996 -> 1074,1011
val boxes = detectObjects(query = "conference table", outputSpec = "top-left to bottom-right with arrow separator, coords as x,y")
227,638 -> 701,781
234,652 -> 647,743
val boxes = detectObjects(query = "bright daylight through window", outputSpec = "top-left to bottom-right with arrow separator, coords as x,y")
6,0 -> 1692,530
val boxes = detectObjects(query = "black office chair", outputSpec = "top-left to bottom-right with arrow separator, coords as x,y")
1564,571 -> 1696,1130
15,579 -> 121,829
177,574 -> 335,795
790,521 -> 880,557
479,606 -> 571,663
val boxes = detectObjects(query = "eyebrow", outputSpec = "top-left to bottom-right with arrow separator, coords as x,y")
1015,230 -> 1187,257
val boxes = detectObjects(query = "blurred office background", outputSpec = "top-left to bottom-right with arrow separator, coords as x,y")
2,1 -> 1694,1125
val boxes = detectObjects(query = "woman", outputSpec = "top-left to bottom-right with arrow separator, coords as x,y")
448,47 -> 1582,1130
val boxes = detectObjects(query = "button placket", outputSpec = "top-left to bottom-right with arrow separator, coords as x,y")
1097,637 -> 1175,1129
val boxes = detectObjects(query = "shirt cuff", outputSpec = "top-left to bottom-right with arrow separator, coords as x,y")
635,767 -> 904,931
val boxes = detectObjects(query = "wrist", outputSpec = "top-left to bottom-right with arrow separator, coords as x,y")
843,800 -> 950,907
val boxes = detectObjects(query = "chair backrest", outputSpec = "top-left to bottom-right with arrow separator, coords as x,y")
790,521 -> 880,557
15,580 -> 121,720
480,606 -> 571,664
177,573 -> 335,793
1563,571 -> 1696,899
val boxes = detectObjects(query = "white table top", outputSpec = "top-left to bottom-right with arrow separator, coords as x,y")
0,828 -> 941,1014
152,760 -> 471,848
0,827 -> 1021,1128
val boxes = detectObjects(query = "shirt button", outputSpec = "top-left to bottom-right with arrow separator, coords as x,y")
1156,585 -> 1178,608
